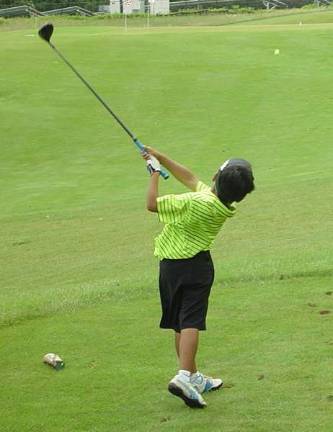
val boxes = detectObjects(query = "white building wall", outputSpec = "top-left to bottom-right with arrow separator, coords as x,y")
148,0 -> 170,15
123,0 -> 142,14
107,0 -> 120,13
105,0 -> 169,15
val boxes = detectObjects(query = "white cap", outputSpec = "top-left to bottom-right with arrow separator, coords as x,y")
220,160 -> 230,172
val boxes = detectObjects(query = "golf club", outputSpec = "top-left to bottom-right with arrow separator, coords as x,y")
38,23 -> 169,179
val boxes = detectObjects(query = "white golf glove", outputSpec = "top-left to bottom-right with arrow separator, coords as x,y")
146,155 -> 161,175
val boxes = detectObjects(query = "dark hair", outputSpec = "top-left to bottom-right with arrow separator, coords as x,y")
215,159 -> 255,205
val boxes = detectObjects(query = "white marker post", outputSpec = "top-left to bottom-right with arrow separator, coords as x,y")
147,0 -> 155,28
123,0 -> 133,32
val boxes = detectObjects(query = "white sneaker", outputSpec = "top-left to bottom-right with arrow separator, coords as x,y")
168,370 -> 207,408
191,371 -> 223,394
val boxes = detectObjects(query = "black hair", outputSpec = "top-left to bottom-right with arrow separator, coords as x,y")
215,159 -> 255,206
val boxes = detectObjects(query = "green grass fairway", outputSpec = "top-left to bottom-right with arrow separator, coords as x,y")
1,19 -> 333,432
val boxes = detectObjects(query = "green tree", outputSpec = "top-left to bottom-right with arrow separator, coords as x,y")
0,0 -> 109,12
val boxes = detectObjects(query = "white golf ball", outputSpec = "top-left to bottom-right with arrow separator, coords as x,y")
274,49 -> 280,55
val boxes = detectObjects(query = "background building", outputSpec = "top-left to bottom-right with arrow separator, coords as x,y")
102,0 -> 169,14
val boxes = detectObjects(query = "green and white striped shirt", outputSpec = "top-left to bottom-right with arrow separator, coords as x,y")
154,181 -> 235,259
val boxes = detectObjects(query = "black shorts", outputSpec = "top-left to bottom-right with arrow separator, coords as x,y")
159,251 -> 215,332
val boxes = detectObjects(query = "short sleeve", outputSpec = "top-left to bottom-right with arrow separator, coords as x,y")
157,194 -> 190,224
195,181 -> 211,193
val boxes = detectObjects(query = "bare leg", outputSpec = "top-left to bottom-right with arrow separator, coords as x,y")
168,329 -> 206,408
175,331 -> 180,359
179,328 -> 199,374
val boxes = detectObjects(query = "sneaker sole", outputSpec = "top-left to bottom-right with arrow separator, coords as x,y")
208,381 -> 223,392
168,383 -> 206,409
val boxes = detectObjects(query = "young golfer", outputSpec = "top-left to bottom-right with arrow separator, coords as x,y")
143,147 -> 255,408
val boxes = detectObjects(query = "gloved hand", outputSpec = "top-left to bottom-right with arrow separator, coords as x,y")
146,155 -> 161,175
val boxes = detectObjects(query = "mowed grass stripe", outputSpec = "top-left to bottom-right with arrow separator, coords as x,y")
2,7 -> 333,32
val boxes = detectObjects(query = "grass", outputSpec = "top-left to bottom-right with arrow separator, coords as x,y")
1,13 -> 333,432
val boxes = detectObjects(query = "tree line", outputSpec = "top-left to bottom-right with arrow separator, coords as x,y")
0,0 -> 321,11
0,1 -> 107,12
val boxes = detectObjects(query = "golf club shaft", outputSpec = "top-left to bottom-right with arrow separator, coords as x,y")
48,41 -> 169,179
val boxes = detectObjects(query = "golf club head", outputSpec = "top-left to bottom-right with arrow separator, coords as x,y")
38,23 -> 54,43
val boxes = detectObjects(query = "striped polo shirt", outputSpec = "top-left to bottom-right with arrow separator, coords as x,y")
154,181 -> 235,259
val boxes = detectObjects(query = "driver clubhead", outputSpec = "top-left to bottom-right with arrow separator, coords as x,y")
38,23 -> 54,43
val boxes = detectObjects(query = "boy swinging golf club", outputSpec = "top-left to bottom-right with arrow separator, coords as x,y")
38,21 -> 255,409
143,148 -> 255,408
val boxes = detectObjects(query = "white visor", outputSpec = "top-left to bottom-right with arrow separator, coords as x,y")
220,160 -> 230,172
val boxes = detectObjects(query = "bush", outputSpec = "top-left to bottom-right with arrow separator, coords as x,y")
68,15 -> 89,20
302,3 -> 320,9
96,12 -> 146,19
172,8 -> 205,15
173,6 -> 255,16
0,17 -> 6,26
